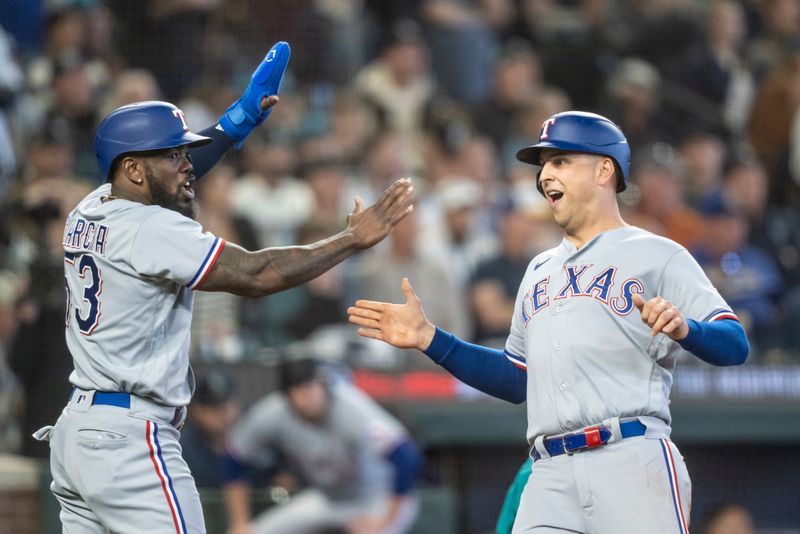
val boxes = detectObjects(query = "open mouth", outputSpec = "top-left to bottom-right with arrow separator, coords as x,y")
182,179 -> 195,201
546,190 -> 564,207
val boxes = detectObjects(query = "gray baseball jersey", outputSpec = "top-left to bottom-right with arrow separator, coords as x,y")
504,226 -> 737,443
228,380 -> 408,502
62,183 -> 224,407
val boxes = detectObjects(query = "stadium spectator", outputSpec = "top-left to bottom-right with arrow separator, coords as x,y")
468,198 -> 556,346
674,0 -> 759,139
677,131 -> 728,207
499,85 -> 571,171
231,132 -> 314,248
691,191 -> 783,354
0,26 -> 23,194
721,157 -> 799,280
97,68 -> 161,119
628,159 -> 705,249
747,0 -> 800,71
113,0 -> 221,101
418,175 -> 496,291
473,40 -> 543,152
420,0 -> 501,105
747,42 -> 800,205
0,270 -> 22,453
601,58 -> 675,149
355,19 -> 435,151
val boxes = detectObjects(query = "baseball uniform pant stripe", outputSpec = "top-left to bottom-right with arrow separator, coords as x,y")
146,420 -> 187,534
659,438 -> 689,533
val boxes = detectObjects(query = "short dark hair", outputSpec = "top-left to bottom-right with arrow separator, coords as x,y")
193,367 -> 235,406
279,357 -> 322,392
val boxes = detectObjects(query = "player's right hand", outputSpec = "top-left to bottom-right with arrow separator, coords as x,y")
348,277 -> 437,351
345,178 -> 414,250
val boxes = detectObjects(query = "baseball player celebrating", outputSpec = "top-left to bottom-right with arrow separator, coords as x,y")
35,42 -> 414,534
349,111 -> 749,533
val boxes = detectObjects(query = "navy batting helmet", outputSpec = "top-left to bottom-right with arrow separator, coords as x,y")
94,101 -> 212,179
516,111 -> 630,193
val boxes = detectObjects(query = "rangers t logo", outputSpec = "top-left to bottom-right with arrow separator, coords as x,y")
172,109 -> 189,131
540,118 -> 557,140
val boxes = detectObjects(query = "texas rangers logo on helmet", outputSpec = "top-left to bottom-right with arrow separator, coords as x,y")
540,118 -> 557,140
172,109 -> 189,131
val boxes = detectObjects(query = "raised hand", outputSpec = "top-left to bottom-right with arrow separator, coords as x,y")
219,41 -> 291,145
346,178 -> 414,250
632,293 -> 689,340
348,278 -> 437,351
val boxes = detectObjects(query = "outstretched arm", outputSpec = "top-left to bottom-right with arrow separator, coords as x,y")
348,278 -> 527,403
199,179 -> 414,297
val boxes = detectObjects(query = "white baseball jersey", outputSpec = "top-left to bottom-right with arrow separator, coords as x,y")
228,380 -> 408,502
62,183 -> 225,407
504,226 -> 737,443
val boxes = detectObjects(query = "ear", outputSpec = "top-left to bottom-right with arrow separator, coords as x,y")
595,157 -> 616,189
120,156 -> 145,185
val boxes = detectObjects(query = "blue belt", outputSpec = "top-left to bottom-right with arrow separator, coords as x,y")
69,388 -> 185,429
532,420 -> 646,461
70,387 -> 131,408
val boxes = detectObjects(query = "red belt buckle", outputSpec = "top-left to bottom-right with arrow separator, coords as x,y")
584,426 -> 602,448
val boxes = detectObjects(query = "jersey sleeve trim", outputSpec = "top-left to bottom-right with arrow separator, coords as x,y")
703,308 -> 739,322
187,237 -> 225,289
504,349 -> 527,370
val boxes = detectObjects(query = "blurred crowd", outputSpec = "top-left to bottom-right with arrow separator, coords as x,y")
0,0 -> 799,458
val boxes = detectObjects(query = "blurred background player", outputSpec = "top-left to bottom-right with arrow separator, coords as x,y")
224,356 -> 423,534
180,367 -> 240,489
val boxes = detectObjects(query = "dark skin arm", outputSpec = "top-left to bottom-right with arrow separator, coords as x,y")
199,179 -> 414,297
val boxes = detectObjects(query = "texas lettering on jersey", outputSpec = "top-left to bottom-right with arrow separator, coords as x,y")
521,264 -> 644,323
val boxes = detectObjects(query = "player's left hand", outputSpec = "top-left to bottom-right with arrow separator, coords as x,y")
218,41 -> 291,146
346,178 -> 414,250
632,294 -> 689,341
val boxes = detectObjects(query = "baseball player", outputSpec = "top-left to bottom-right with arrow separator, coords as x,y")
34,42 -> 414,534
348,111 -> 750,533
224,357 -> 422,534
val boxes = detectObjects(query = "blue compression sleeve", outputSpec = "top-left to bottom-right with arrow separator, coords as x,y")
189,126 -> 236,179
385,439 -> 423,495
423,328 -> 527,404
677,319 -> 749,366
222,450 -> 252,482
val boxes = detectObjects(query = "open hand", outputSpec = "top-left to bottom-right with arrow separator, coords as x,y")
348,278 -> 436,351
632,293 -> 689,340
346,178 -> 414,250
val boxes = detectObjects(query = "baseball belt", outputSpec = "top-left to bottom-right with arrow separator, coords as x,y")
69,387 -> 186,430
532,419 -> 646,461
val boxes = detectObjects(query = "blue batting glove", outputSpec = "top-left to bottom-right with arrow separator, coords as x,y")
218,41 -> 291,147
